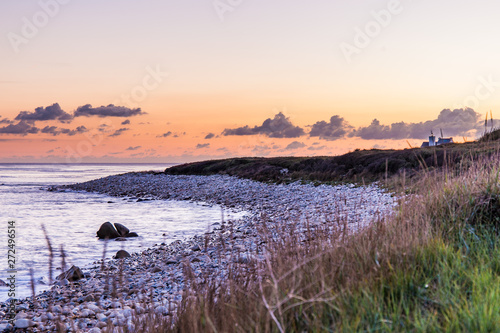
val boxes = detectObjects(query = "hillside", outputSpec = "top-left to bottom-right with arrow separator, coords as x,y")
165,139 -> 500,184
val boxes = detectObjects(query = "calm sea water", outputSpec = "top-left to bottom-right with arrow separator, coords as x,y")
0,164 -> 246,301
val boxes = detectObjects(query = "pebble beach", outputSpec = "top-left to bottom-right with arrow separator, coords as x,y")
1,172 -> 398,332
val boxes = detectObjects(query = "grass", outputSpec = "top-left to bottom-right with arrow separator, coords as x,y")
165,129 -> 500,186
164,141 -> 500,332
24,132 -> 500,332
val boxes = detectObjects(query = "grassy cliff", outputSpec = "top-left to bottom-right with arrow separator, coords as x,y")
165,139 -> 500,184
166,139 -> 500,332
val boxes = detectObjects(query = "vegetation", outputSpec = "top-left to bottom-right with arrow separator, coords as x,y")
164,133 -> 500,185
163,144 -> 500,332
35,131 -> 500,332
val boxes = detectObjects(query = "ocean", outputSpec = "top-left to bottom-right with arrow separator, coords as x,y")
0,163 -> 246,301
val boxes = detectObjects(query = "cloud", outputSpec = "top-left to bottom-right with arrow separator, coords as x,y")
109,128 -> 130,137
196,143 -> 210,149
0,121 -> 39,135
157,131 -> 172,138
309,115 -> 352,140
41,125 -> 88,136
0,117 -> 13,124
285,141 -> 306,150
15,103 -> 73,123
223,112 -> 305,138
62,126 -> 88,136
121,119 -> 131,125
205,133 -> 215,139
350,108 -> 482,140
74,104 -> 144,118
126,146 -> 141,151
308,145 -> 327,151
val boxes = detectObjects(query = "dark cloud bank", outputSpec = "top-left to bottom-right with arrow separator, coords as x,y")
15,103 -> 73,123
74,104 -> 144,118
222,108 -> 483,142
223,112 -> 305,138
0,103 -> 145,136
309,115 -> 352,141
350,108 -> 481,140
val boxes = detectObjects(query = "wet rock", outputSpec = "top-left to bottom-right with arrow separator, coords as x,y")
57,265 -> 84,282
96,222 -> 120,239
114,223 -> 130,236
125,232 -> 139,237
115,250 -> 131,259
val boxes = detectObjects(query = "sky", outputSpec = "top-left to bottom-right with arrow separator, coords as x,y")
1,0 -> 500,163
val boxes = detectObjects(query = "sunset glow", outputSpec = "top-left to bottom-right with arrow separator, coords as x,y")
1,0 -> 500,162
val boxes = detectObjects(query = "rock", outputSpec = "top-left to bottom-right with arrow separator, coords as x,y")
155,306 -> 169,315
115,237 -> 128,241
0,323 -> 12,331
15,318 -> 33,329
125,232 -> 139,237
84,294 -> 95,302
96,313 -> 107,322
114,223 -> 129,236
57,278 -> 69,286
0,279 -> 7,286
96,222 -> 120,239
191,244 -> 201,251
57,265 -> 84,282
115,250 -> 131,259
166,259 -> 178,265
149,266 -> 162,273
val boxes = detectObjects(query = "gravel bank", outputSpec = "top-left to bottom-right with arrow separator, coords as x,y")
0,173 -> 398,332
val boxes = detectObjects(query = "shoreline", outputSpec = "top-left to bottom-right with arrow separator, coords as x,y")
0,173 -> 397,332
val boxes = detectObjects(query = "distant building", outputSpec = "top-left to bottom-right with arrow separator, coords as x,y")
420,131 -> 454,148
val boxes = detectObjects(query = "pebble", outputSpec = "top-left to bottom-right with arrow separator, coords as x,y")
15,318 -> 32,328
1,174 -> 398,332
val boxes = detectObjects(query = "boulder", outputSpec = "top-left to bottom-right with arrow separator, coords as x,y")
57,265 -> 84,282
114,223 -> 129,236
115,250 -> 131,259
124,232 -> 139,237
96,222 -> 120,239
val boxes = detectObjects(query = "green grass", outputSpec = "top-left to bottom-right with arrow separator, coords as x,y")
165,149 -> 500,332
82,135 -> 500,332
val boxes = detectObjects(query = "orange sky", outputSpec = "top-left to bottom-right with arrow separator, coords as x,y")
1,1 -> 499,163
